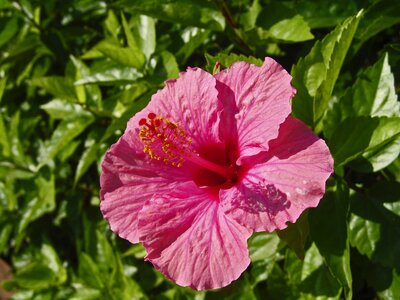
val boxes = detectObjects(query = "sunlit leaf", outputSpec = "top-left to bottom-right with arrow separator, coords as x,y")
0,112 -> 11,157
292,11 -> 362,128
15,171 -> 55,248
0,17 -> 18,48
309,182 -> 352,297
8,263 -> 56,290
41,243 -> 67,285
96,40 -> 146,70
324,53 -> 399,138
329,116 -> 400,170
349,191 -> 400,270
151,51 -> 179,83
70,55 -> 103,108
248,232 -> 280,262
0,76 -> 6,103
74,141 -> 99,185
205,53 -> 263,73
269,15 -> 313,42
40,99 -> 91,119
176,28 -> 210,64
9,111 -> 26,165
119,0 -> 225,31
122,14 -> 156,60
74,65 -> 143,85
240,0 -> 262,30
78,253 -> 103,289
299,244 -> 342,298
284,244 -> 342,299
30,76 -> 77,102
38,115 -> 94,167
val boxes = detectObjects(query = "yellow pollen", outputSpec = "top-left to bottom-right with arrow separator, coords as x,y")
138,114 -> 193,167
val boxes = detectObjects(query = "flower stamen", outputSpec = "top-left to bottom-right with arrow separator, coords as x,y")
138,113 -> 233,178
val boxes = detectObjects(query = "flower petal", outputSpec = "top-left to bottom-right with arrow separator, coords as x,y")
138,183 -> 251,290
220,117 -> 333,231
100,134 -> 189,243
128,67 -> 221,148
215,57 -> 295,160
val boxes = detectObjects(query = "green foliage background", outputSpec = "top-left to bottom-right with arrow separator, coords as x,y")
0,0 -> 399,299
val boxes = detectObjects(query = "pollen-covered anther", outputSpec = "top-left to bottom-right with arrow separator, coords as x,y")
138,113 -> 192,167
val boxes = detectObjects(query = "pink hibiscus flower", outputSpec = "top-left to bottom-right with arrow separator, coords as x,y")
100,57 -> 333,290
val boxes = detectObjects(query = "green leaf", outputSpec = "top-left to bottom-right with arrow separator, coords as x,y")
267,15 -> 314,43
378,269 -> 400,299
123,14 -> 156,60
78,253 -> 103,289
151,51 -> 179,83
202,276 -> 257,300
349,191 -> 400,270
70,56 -> 102,108
120,13 -> 135,49
0,112 -> 11,157
95,231 -> 116,272
291,11 -> 362,128
9,111 -> 26,165
324,53 -> 400,138
100,93 -> 151,142
0,162 -> 34,180
96,40 -> 146,70
277,211 -> 309,260
74,65 -> 143,85
329,116 -> 400,170
387,156 -> 400,182
41,243 -> 67,285
205,53 -> 263,73
59,140 -> 81,163
15,171 -> 55,248
38,115 -> 94,167
284,244 -> 342,299
11,263 -> 56,290
120,0 -> 225,31
70,287 -> 102,300
2,33 -> 41,64
299,244 -> 342,299
250,259 -> 275,285
295,0 -> 357,29
0,17 -> 18,48
248,232 -> 280,262
0,222 -> 12,253
0,0 -> 12,10
353,0 -> 400,52
309,182 -> 352,296
240,0 -> 262,30
254,2 -> 313,43
0,179 -> 16,211
0,76 -> 6,103
40,99 -> 91,119
123,244 -> 147,260
30,76 -> 77,102
268,256 -> 299,299
176,28 -> 210,64
104,10 -> 120,40
74,140 -> 99,185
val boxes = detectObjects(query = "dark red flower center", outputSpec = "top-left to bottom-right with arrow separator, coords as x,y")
138,113 -> 241,189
